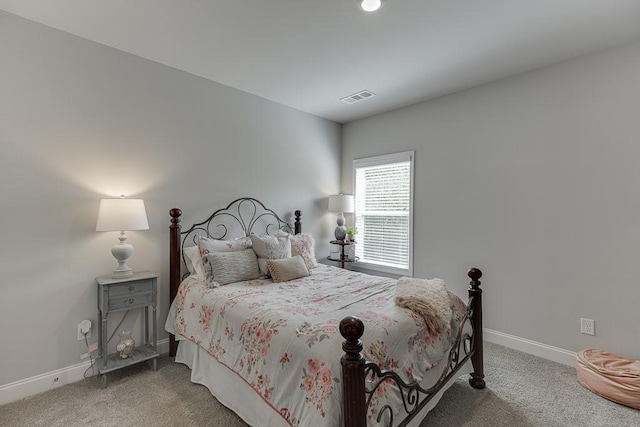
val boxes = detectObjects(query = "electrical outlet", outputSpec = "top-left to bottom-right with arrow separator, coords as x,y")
77,319 -> 92,341
580,318 -> 595,335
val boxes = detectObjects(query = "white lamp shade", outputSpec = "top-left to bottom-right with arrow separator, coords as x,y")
96,198 -> 149,231
328,194 -> 354,213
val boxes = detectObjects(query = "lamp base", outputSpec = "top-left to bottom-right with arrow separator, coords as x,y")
112,266 -> 133,279
111,239 -> 135,279
334,213 -> 347,241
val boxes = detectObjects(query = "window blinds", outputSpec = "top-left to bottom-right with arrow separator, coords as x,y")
354,153 -> 412,272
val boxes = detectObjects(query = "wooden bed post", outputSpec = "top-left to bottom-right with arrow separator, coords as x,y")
340,316 -> 367,427
169,208 -> 182,357
294,210 -> 302,235
467,268 -> 486,389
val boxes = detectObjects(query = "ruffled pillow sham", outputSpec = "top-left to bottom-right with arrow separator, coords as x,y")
198,235 -> 252,257
183,245 -> 206,280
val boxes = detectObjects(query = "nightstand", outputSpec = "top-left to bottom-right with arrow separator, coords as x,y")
327,240 -> 359,269
95,271 -> 159,388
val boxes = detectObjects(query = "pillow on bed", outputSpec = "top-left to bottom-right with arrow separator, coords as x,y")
249,234 -> 291,276
290,233 -> 319,270
198,236 -> 251,286
202,248 -> 261,286
267,255 -> 310,283
183,245 -> 205,280
198,235 -> 252,257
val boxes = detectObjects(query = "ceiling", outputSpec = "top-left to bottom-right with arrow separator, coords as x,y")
2,0 -> 640,123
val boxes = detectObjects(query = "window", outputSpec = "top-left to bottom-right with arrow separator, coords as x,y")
353,151 -> 414,276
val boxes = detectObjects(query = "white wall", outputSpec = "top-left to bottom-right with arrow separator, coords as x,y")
0,11 -> 341,387
343,40 -> 640,360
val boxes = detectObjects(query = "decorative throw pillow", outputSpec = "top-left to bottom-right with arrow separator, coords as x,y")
183,245 -> 205,280
198,236 -> 253,286
249,234 -> 292,276
202,249 -> 261,286
198,235 -> 252,257
267,256 -> 310,283
290,233 -> 319,270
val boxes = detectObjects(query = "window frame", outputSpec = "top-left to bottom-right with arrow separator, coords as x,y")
352,150 -> 414,277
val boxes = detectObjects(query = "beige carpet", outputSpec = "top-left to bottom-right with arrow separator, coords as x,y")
1,342 -> 638,426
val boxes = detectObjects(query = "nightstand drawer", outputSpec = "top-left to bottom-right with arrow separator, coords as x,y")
109,280 -> 153,297
108,292 -> 154,310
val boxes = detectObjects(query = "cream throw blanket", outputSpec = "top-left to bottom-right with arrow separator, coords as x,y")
395,277 -> 453,336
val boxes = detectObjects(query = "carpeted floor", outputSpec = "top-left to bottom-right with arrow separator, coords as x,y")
1,342 -> 638,426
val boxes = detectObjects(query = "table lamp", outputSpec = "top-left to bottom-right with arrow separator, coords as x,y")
96,196 -> 149,278
328,194 -> 354,241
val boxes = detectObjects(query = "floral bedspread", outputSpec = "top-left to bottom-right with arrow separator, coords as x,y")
166,264 -> 467,427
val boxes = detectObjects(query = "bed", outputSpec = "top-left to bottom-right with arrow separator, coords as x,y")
166,197 -> 485,427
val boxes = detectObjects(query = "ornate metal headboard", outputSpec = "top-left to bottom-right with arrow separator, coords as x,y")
178,197 -> 300,269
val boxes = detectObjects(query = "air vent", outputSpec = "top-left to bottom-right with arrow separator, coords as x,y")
340,90 -> 376,104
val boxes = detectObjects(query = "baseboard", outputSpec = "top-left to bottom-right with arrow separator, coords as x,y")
484,328 -> 577,367
0,332 -> 576,406
0,338 -> 169,406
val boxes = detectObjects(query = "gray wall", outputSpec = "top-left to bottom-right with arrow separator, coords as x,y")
0,11 -> 340,385
342,40 -> 640,359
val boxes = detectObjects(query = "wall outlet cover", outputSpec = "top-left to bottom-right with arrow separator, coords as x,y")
77,320 -> 92,340
79,319 -> 92,334
580,318 -> 595,336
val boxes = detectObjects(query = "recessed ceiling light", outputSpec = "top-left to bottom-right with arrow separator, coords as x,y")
359,0 -> 383,13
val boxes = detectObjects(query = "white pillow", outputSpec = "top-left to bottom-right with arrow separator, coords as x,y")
198,235 -> 252,256
202,249 -> 261,286
183,245 -> 205,280
249,234 -> 291,276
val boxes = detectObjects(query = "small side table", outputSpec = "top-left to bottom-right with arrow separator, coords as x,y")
96,271 -> 159,388
327,240 -> 359,269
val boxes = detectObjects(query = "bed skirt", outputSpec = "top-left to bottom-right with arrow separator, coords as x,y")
175,338 -> 472,427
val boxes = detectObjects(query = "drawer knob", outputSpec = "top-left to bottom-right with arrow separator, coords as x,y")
128,285 -> 135,291
127,298 -> 135,304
